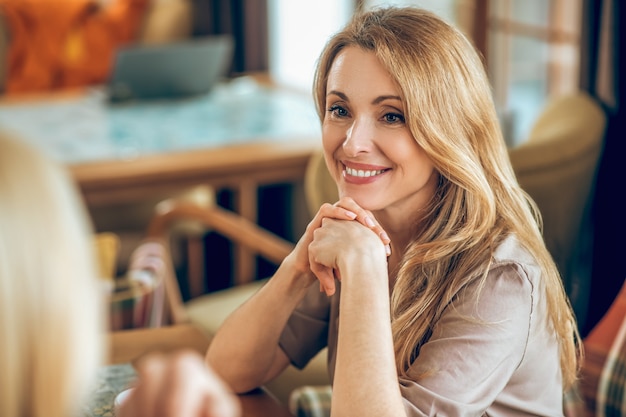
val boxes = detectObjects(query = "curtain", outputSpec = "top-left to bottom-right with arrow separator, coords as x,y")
579,0 -> 625,337
190,0 -> 268,74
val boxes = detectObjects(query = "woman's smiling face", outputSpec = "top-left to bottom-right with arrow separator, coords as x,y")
322,46 -> 439,215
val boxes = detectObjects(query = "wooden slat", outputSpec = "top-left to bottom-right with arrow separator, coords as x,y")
235,180 -> 259,285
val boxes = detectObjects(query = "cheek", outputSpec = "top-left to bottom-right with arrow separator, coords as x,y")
321,125 -> 345,159
409,154 -> 437,185
390,140 -> 435,177
320,127 -> 343,183
384,137 -> 420,162
322,122 -> 345,146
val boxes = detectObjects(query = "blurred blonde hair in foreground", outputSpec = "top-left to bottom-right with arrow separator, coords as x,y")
0,130 -> 105,417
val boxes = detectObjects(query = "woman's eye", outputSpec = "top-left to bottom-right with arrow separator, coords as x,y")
328,105 -> 349,118
383,112 -> 405,124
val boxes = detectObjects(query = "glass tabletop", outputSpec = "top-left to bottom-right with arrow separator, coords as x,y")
81,363 -> 137,417
0,76 -> 321,165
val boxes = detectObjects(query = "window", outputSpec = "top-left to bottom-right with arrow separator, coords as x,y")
363,0 -> 583,146
269,0 -> 583,147
268,0 -> 354,93
485,0 -> 583,145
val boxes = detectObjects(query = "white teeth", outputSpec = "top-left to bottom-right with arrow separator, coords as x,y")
345,167 -> 385,177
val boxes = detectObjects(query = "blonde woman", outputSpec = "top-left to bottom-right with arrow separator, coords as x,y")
206,6 -> 581,416
0,131 -> 240,417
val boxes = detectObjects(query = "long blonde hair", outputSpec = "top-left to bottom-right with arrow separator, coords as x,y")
0,131 -> 105,417
313,6 -> 581,388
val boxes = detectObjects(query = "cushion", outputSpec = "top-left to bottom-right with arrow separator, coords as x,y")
289,385 -> 332,417
185,278 -> 331,405
185,278 -> 269,334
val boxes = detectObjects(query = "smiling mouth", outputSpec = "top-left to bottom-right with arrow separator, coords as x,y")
344,166 -> 388,178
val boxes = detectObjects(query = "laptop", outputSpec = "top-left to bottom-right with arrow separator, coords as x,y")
107,35 -> 234,103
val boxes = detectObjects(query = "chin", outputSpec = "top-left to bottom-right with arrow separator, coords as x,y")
339,191 -> 382,211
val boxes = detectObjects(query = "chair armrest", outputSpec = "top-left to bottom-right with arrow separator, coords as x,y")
144,201 -> 294,326
147,202 -> 295,265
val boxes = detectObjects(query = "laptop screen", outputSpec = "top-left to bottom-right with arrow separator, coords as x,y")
107,35 -> 234,103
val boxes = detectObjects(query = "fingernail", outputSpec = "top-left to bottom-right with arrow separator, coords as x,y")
365,216 -> 375,227
344,210 -> 357,219
379,231 -> 390,243
385,244 -> 392,256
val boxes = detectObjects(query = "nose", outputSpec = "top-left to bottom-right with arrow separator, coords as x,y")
343,117 -> 375,157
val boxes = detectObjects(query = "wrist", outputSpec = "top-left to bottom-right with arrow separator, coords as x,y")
338,249 -> 388,290
275,255 -> 317,296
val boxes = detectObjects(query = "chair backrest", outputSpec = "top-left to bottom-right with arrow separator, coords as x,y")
108,268 -> 167,331
303,150 -> 338,218
508,91 -> 607,327
95,232 -> 167,330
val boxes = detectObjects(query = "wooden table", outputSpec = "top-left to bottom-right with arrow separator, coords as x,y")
105,324 -> 293,417
71,137 -> 319,208
0,76 -> 321,207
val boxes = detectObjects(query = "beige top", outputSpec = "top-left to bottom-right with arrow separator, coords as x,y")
279,235 -> 565,416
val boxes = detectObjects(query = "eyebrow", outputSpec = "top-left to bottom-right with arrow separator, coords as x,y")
327,90 -> 402,105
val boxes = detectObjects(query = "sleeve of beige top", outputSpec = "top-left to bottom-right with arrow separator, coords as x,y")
399,261 -> 539,416
279,283 -> 333,369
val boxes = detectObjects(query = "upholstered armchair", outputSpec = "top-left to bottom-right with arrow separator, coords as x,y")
508,91 -> 607,329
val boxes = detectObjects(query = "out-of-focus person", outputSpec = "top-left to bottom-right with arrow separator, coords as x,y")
0,129 -> 240,417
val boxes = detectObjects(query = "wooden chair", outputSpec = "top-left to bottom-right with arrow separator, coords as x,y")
142,150 -> 333,404
95,231 -> 167,331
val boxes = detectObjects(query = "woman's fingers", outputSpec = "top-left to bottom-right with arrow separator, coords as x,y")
309,217 -> 388,297
306,198 -> 391,295
313,202 -> 357,225
331,198 -> 392,256
310,261 -> 336,296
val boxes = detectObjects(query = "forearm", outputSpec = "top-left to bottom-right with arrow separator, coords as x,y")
206,258 -> 312,393
331,257 -> 406,417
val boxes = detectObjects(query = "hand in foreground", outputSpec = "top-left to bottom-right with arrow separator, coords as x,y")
116,350 -> 241,417
301,197 -> 390,296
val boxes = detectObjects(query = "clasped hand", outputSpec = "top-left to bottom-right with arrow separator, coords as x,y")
293,197 -> 391,296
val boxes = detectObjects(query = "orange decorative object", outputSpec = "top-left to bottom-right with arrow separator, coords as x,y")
0,0 -> 149,93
